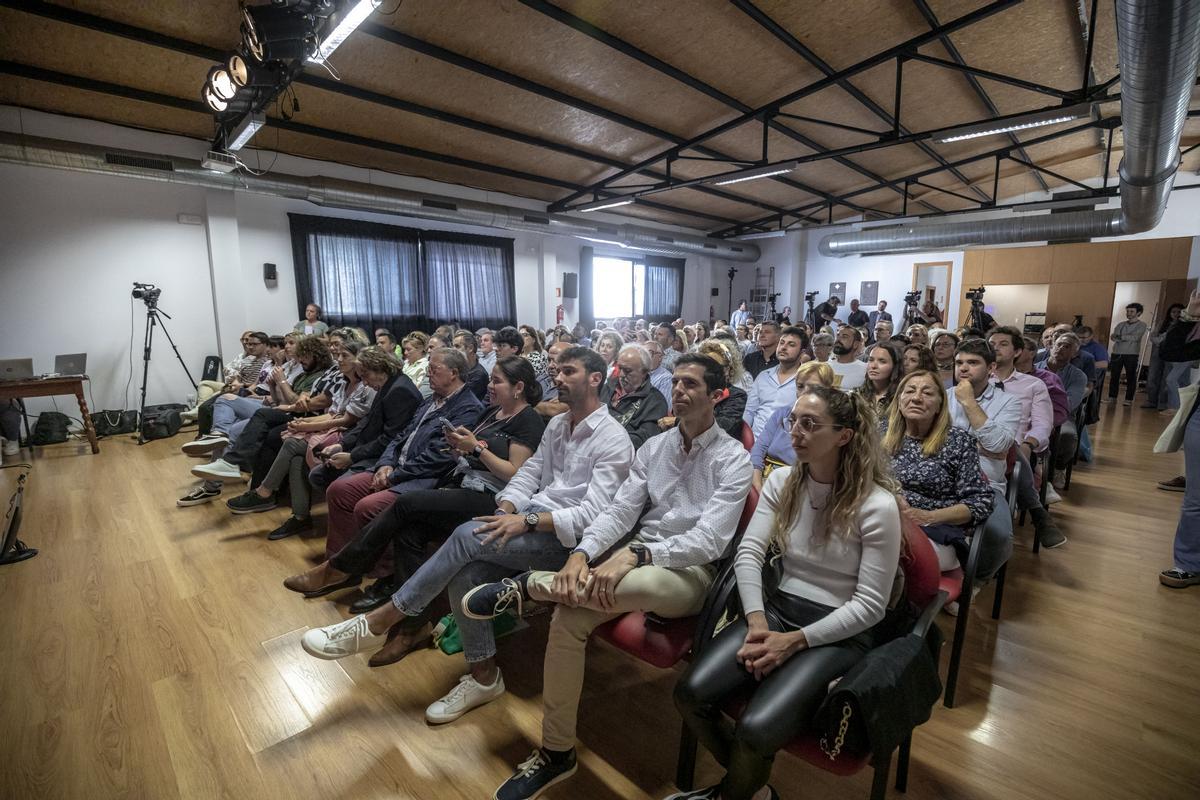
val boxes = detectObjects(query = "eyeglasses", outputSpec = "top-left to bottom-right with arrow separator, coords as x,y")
784,415 -> 844,433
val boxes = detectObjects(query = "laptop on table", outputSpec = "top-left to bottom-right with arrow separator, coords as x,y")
54,353 -> 87,376
0,359 -> 34,382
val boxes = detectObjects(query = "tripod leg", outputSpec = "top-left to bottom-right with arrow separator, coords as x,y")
154,312 -> 199,390
136,313 -> 155,445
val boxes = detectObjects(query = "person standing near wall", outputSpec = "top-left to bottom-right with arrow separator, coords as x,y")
1107,303 -> 1148,406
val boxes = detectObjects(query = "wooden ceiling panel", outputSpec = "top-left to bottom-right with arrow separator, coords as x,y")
551,0 -> 829,109
56,0 -> 240,50
322,34 -> 673,165
840,143 -> 943,185
383,0 -> 737,141
748,0 -> 931,71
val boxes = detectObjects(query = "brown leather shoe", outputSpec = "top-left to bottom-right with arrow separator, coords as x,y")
283,562 -> 361,597
368,621 -> 432,667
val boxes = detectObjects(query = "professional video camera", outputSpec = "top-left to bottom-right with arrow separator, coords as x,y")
132,282 -> 162,307
965,286 -> 986,303
903,290 -> 921,306
804,290 -> 819,302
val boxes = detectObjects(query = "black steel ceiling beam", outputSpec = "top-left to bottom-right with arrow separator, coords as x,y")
712,116 -> 1108,236
903,52 -> 1079,102
0,60 -> 749,227
361,20 -> 842,216
729,0 -> 990,205
518,0 -> 935,214
1,0 -> 801,223
554,0 -> 1019,210
910,0 -> 1050,194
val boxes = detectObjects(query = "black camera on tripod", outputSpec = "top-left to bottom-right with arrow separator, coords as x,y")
965,286 -> 986,303
132,282 -> 162,306
903,290 -> 921,305
804,291 -> 819,303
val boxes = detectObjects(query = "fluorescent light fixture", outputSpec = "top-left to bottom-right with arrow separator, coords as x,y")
310,0 -> 381,64
710,160 -> 799,186
575,197 -> 636,212
935,103 -> 1094,143
731,230 -> 787,240
579,236 -> 628,247
227,112 -> 266,151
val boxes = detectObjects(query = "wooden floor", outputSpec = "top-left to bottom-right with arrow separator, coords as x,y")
2,401 -> 1199,800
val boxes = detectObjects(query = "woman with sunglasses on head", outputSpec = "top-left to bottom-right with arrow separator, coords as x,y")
882,371 -> 993,571
748,361 -> 835,492
671,386 -> 901,800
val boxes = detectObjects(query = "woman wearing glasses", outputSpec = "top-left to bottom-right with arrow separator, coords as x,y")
671,386 -> 902,800
748,361 -> 835,491
882,371 -> 993,571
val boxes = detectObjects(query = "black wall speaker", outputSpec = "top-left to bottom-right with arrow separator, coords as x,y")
562,272 -> 579,298
263,262 -> 277,282
710,287 -> 719,296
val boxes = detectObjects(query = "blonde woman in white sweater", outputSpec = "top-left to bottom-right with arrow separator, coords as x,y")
669,386 -> 901,800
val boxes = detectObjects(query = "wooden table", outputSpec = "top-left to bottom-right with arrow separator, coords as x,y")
0,376 -> 99,454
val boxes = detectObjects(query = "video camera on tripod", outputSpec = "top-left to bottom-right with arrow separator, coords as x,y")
965,286 -> 986,304
132,282 -> 162,306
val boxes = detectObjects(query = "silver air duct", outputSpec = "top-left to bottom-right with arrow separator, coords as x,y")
819,0 -> 1200,257
0,131 -> 760,262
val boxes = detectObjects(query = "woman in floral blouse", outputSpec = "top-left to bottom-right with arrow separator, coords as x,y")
881,370 -> 993,570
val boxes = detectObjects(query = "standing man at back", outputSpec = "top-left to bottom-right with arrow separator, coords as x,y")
1108,303 -> 1149,406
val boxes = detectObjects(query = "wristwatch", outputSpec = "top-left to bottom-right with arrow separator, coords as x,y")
472,441 -> 488,457
524,511 -> 540,532
628,543 -> 652,567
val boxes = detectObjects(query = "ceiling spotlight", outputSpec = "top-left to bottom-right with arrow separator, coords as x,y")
708,160 -> 799,186
934,103 -> 1095,143
310,0 -> 381,64
241,3 -> 314,62
207,66 -> 238,101
228,53 -> 282,89
575,197 -> 636,212
203,84 -> 228,112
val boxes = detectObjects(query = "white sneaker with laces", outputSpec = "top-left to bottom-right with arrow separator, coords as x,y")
182,434 -> 229,455
1,438 -> 19,456
190,458 -> 244,481
301,615 -> 387,660
425,672 -> 506,724
1045,484 -> 1062,505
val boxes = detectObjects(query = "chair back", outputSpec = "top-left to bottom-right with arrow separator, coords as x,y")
736,484 -> 760,537
739,421 -> 755,451
900,516 -> 941,611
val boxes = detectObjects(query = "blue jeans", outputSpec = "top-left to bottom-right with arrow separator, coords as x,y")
211,395 -> 265,447
1166,362 -> 1194,410
390,506 -> 571,662
1174,404 -> 1200,572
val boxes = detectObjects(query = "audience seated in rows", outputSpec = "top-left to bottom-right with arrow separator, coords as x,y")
401,332 -> 432,398
743,326 -> 808,439
601,344 -> 669,449
828,326 -> 867,389
451,329 -> 490,401
750,361 -> 835,490
742,321 -> 780,380
857,340 -> 904,411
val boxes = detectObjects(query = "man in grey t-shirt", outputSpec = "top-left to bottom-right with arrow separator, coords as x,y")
1108,302 -> 1149,405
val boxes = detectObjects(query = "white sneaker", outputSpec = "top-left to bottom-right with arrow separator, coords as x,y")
190,458 -> 245,481
1,438 -> 19,456
300,615 -> 387,660
424,672 -> 506,724
181,434 -> 229,455
1045,485 -> 1062,505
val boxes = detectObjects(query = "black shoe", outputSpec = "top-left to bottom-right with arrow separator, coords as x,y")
461,573 -> 530,620
226,490 -> 277,514
494,748 -> 577,800
268,516 -> 310,540
349,577 -> 399,614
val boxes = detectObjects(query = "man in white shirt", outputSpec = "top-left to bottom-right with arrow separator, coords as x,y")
947,339 -> 1021,581
298,346 -> 634,705
828,326 -> 868,389
742,326 -> 806,438
644,340 -> 673,404
654,324 -> 680,371
463,353 -> 752,800
477,329 -> 497,374
730,300 -> 750,330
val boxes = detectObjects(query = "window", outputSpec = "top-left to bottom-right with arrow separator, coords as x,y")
289,214 -> 515,334
588,252 -> 683,323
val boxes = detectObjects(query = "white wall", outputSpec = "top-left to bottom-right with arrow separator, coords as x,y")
982,284 -> 1050,329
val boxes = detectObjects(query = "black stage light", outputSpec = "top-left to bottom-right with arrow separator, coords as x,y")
207,65 -> 238,101
241,4 -> 315,62
228,53 -> 284,89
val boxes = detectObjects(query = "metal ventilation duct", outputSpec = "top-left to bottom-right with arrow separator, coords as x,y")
819,0 -> 1200,257
0,131 -> 760,262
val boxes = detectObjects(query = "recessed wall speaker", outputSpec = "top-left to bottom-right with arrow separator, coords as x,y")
263,262 -> 277,282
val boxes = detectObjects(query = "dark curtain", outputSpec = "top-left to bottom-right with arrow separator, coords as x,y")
290,215 -> 516,335
420,232 -> 516,331
644,255 -> 684,318
289,214 -> 421,334
579,246 -> 595,329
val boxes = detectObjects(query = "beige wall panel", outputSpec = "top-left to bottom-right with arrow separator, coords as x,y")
1046,281 -> 1116,333
1117,239 -> 1178,281
1052,243 -> 1118,283
982,246 -> 1051,284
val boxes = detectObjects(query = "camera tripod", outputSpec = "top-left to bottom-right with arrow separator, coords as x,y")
966,300 -> 988,332
136,301 -> 197,445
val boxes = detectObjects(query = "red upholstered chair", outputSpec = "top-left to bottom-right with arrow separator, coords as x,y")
674,514 -> 946,798
739,421 -> 755,452
593,485 -> 760,668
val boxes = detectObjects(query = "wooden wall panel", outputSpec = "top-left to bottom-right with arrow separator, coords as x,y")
1117,239 -> 1177,281
959,252 -> 985,326
1046,281 -> 1116,335
982,246 -> 1052,284
1052,242 -> 1118,283
1168,238 -> 1193,279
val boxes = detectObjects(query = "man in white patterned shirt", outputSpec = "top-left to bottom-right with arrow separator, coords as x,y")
463,353 -> 752,800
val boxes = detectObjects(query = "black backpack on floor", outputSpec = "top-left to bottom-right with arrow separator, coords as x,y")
30,412 -> 71,445
141,404 -> 187,441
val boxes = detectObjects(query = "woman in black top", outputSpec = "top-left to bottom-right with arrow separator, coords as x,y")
317,356 -> 546,663
857,340 -> 904,412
